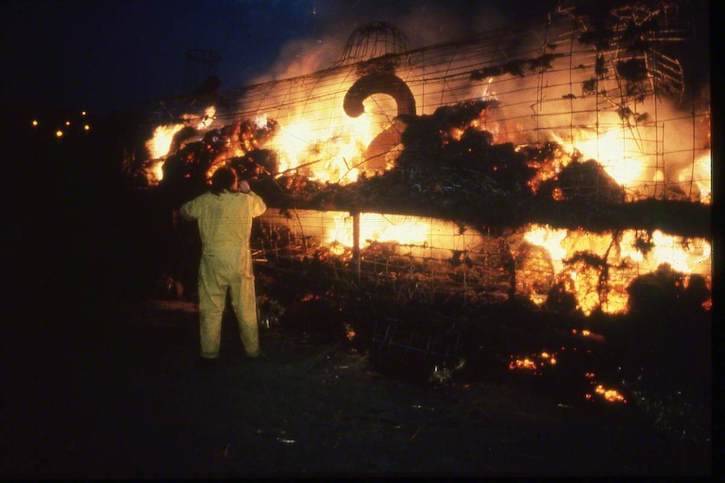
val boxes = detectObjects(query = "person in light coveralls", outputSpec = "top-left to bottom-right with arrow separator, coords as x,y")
180,166 -> 267,363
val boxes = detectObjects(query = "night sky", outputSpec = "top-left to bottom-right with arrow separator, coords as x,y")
3,0 -> 561,114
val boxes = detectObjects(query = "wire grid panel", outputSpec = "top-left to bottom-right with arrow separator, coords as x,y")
257,208 -> 514,302
148,12 -> 709,203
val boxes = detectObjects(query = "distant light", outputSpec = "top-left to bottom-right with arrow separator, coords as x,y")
81,111 -> 87,116
32,120 -> 39,127
84,124 -> 90,131
65,121 -> 71,126
56,130 -> 64,138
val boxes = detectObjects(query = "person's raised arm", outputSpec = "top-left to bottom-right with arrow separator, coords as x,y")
238,180 -> 267,217
248,190 -> 267,217
180,196 -> 201,221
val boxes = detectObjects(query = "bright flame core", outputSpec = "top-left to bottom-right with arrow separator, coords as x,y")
323,213 -> 430,247
553,127 -> 646,189
147,124 -> 184,160
270,107 -> 377,184
679,153 -> 711,203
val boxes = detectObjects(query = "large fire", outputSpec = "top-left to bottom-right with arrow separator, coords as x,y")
139,16 -> 710,321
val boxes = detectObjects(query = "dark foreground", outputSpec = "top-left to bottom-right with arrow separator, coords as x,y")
1,299 -> 710,478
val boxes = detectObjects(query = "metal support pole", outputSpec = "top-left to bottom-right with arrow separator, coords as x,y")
352,210 -> 361,281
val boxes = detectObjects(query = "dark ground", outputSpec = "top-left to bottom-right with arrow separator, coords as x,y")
0,296 -> 710,478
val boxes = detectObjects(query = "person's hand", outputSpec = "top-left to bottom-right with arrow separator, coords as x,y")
238,180 -> 251,194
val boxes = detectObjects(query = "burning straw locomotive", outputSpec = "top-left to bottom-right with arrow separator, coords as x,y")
125,1 -> 711,320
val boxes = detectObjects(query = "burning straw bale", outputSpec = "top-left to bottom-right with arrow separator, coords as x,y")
539,159 -> 626,204
159,117 -> 278,196
263,99 -> 538,219
627,264 -> 708,317
141,87 -> 708,235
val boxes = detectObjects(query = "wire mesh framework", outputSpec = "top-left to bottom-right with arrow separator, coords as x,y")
258,209 -> 514,304
255,208 -> 711,314
167,10 -> 709,203
337,21 -> 409,65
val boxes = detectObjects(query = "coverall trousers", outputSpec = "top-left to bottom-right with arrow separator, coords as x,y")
198,249 -> 259,359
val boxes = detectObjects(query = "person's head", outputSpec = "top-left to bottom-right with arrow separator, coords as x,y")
210,166 -> 238,195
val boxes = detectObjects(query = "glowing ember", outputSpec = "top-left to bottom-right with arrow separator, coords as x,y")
594,384 -> 627,403
508,358 -> 538,371
450,127 -> 464,141
344,323 -> 356,341
702,275 -> 712,311
538,352 -> 557,365
509,351 -> 558,372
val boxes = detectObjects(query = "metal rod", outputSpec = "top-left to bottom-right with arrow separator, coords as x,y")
352,210 -> 361,281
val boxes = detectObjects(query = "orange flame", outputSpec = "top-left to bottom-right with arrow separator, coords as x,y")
144,105 -> 217,185
522,224 -> 711,315
269,108 -> 377,184
552,127 -> 647,191
323,213 -> 430,248
678,153 -> 711,204
145,124 -> 184,183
